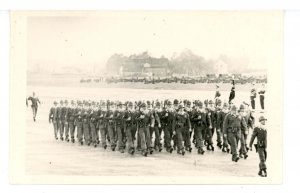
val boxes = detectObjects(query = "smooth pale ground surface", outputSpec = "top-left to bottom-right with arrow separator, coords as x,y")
25,85 -> 266,177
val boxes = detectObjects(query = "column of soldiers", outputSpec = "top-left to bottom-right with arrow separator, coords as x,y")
48,98 -> 267,176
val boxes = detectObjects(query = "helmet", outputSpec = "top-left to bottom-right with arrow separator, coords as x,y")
259,116 -> 267,122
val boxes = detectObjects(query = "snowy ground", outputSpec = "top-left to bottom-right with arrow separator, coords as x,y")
25,85 -> 266,177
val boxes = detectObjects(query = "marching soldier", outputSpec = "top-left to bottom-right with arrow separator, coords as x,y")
250,116 -> 267,177
191,101 -> 205,154
98,101 -> 108,149
106,101 -> 117,151
223,105 -> 243,162
215,99 -> 224,149
63,100 -> 70,142
242,102 -> 255,151
173,104 -> 191,155
75,101 -> 84,145
238,104 -> 249,159
136,102 -> 154,156
49,101 -> 59,140
204,106 -> 214,151
123,101 -> 136,154
26,92 -> 41,122
57,100 -> 64,141
151,101 -> 163,152
221,102 -> 231,153
68,100 -> 77,143
160,100 -> 175,153
250,83 -> 257,110
183,100 -> 193,152
114,102 -> 126,153
82,102 -> 91,146
90,101 -> 99,147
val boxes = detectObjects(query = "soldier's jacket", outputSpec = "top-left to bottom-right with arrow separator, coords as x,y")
75,108 -> 84,123
97,109 -> 106,127
61,106 -> 68,122
249,126 -> 267,148
190,109 -> 206,127
67,107 -> 76,124
113,110 -> 125,126
57,107 -> 63,122
160,108 -> 175,128
136,110 -> 154,128
82,109 -> 91,124
105,110 -> 115,125
152,109 -> 162,127
172,111 -> 191,131
49,106 -> 58,122
123,110 -> 138,127
223,113 -> 247,134
27,96 -> 40,107
215,108 -> 224,129
208,107 -> 217,128
89,109 -> 99,124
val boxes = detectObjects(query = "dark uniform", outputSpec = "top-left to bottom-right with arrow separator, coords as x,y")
57,101 -> 64,140
68,101 -> 76,143
151,102 -> 163,152
250,87 -> 257,110
160,100 -> 175,153
89,103 -> 99,147
49,101 -> 58,140
215,100 -> 224,148
258,86 -> 265,110
123,102 -> 136,154
223,105 -> 243,162
75,102 -> 84,145
105,102 -> 117,151
173,104 -> 191,155
250,116 -> 267,177
26,93 -> 41,122
63,100 -> 70,142
114,103 -> 126,153
98,103 -> 108,149
191,101 -> 206,154
82,104 -> 91,145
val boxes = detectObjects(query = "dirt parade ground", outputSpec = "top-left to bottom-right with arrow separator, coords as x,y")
25,85 -> 266,177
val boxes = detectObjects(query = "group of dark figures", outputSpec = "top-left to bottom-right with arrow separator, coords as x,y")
47,97 -> 268,177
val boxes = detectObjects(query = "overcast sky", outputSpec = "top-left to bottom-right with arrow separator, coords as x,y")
27,11 -> 282,72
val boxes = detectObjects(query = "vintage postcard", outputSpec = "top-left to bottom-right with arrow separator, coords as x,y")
9,11 -> 283,184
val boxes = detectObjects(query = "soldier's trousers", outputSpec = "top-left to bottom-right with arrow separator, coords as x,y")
58,121 -> 64,138
76,121 -> 83,143
239,132 -> 247,155
31,106 -> 38,118
205,128 -> 214,145
99,124 -> 107,147
216,126 -> 223,144
163,124 -> 172,150
138,126 -> 151,152
194,125 -> 205,149
260,95 -> 265,110
175,126 -> 184,151
150,126 -> 161,148
69,122 -> 75,140
116,124 -> 125,150
83,122 -> 91,145
107,123 -> 116,148
125,124 -> 135,152
131,124 -> 137,141
64,121 -> 69,140
227,131 -> 241,160
52,121 -> 58,139
90,122 -> 98,145
251,98 -> 255,110
258,147 -> 267,170
183,128 -> 191,148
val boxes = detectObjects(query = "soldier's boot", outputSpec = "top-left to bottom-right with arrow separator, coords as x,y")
173,145 -> 176,151
169,147 -> 173,154
148,147 -> 154,154
60,137 -> 64,141
207,145 -> 211,151
129,148 -> 135,155
198,148 -> 205,155
87,142 -> 91,146
181,149 -> 185,156
97,138 -> 100,144
119,149 -> 125,153
243,153 -> 248,159
239,152 -> 244,158
263,169 -> 267,177
187,147 -> 192,153
71,138 -> 75,143
204,140 -> 208,146
245,145 -> 249,152
55,137 -> 58,140
227,148 -> 231,153
217,142 -> 222,149
66,138 -> 70,142
103,144 -> 107,149
158,144 -> 163,152
80,141 -> 84,146
258,170 -> 263,177
111,145 -> 116,151
232,155 -> 239,162
94,143 -> 97,148
222,146 -> 226,152
210,145 -> 214,151
142,150 -> 148,157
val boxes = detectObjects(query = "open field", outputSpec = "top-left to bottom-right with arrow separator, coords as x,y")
25,85 -> 266,177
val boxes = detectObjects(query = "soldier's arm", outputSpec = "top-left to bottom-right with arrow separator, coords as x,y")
249,127 -> 258,148
223,114 -> 229,135
187,114 -> 192,131
156,112 -> 161,127
171,113 -> 176,133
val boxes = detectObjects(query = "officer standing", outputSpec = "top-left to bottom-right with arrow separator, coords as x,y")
26,92 -> 41,122
221,102 -> 230,153
250,83 -> 257,110
238,104 -> 249,159
223,105 -> 242,162
250,116 -> 267,177
49,101 -> 58,140
215,99 -> 223,149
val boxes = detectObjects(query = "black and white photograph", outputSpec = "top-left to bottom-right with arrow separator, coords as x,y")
9,11 -> 283,184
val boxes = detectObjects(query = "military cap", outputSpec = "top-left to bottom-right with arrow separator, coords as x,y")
186,100 -> 191,106
204,99 -> 209,105
91,101 -> 96,106
60,100 -> 64,104
140,103 -> 146,108
116,102 -> 122,107
128,101 -> 133,107
178,104 -> 184,109
53,101 -> 58,105
64,100 -> 68,104
216,99 -> 222,105
223,102 -> 228,107
209,100 -> 214,104
231,105 -> 237,111
259,116 -> 267,122
174,99 -> 179,105
155,101 -> 161,107
198,101 -> 203,107
166,100 -> 172,106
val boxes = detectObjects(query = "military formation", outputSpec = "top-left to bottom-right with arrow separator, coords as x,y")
48,97 -> 268,177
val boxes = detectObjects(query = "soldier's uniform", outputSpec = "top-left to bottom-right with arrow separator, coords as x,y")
98,102 -> 108,149
82,102 -> 91,145
173,104 -> 191,155
160,100 -> 175,153
183,100 -> 193,152
136,103 -> 153,156
250,87 -> 257,110
57,100 -> 64,140
191,101 -> 206,154
105,102 -> 117,151
204,105 -> 215,151
68,100 -> 76,143
238,104 -> 249,159
49,101 -> 59,140
114,103 -> 126,153
26,93 -> 41,122
250,116 -> 267,177
63,100 -> 70,142
89,102 -> 99,147
151,102 -> 163,152
75,101 -> 84,145
215,99 -> 223,148
223,105 -> 243,162
221,103 -> 230,153
123,102 -> 136,154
